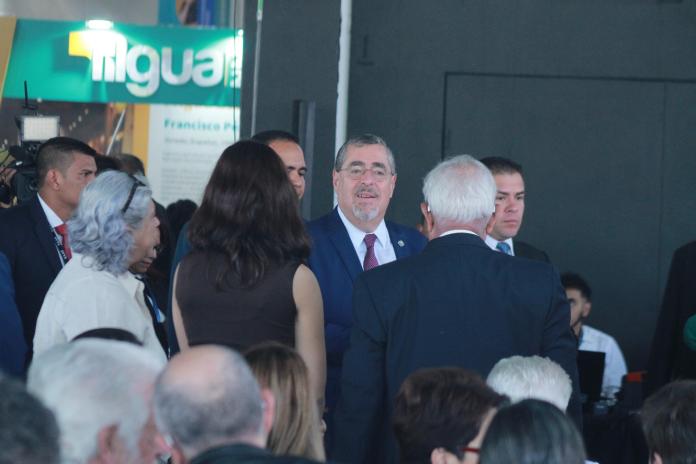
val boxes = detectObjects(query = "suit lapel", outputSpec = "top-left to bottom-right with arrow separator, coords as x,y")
326,209 -> 363,282
386,222 -> 411,259
29,196 -> 62,275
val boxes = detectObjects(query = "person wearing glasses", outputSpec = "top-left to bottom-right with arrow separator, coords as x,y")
33,171 -> 165,361
393,367 -> 506,464
307,134 -> 426,418
0,137 -> 97,365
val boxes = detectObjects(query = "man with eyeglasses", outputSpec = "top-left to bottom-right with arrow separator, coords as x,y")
0,137 -> 97,366
307,134 -> 426,419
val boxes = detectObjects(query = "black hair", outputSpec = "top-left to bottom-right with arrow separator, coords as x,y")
561,272 -> 592,302
251,130 -> 300,146
479,156 -> 523,176
36,137 -> 98,187
479,399 -> 586,464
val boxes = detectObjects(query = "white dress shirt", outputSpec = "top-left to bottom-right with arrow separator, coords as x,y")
34,252 -> 166,362
38,194 -> 68,266
485,235 -> 515,255
579,324 -> 628,397
337,207 -> 396,269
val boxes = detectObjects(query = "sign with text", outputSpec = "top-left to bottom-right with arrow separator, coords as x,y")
3,19 -> 242,106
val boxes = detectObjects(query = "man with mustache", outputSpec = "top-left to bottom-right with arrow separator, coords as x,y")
307,134 -> 426,417
479,157 -> 549,262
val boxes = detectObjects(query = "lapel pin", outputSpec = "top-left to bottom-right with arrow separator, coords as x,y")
397,240 -> 405,247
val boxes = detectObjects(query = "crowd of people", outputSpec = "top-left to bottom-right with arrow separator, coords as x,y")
0,131 -> 695,464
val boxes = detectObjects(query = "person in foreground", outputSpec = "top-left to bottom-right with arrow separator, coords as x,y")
392,367 -> 506,464
331,155 -> 579,463
642,380 -> 696,464
33,171 -> 165,361
479,399 -> 586,464
27,338 -> 167,464
0,375 -> 60,464
171,141 -> 325,406
245,342 -> 325,461
154,345 -> 323,464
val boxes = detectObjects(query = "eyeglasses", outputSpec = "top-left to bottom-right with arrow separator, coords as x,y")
340,164 -> 391,181
121,176 -> 146,214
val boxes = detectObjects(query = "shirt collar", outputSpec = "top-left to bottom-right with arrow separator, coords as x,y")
484,235 -> 515,254
440,229 -> 479,238
37,193 -> 64,228
336,206 -> 389,250
118,271 -> 142,298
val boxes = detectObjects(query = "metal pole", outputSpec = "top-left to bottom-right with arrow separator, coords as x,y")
250,0 -> 264,135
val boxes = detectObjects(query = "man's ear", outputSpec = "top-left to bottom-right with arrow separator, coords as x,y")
44,168 -> 62,191
651,452 -> 663,464
485,212 -> 497,236
260,388 -> 276,437
419,202 -> 434,240
95,424 -> 120,464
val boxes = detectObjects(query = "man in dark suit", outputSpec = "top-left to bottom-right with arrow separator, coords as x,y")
154,345 -> 323,464
645,241 -> 696,397
0,137 -> 97,360
331,155 -> 579,463
307,134 -> 426,414
479,156 -> 550,262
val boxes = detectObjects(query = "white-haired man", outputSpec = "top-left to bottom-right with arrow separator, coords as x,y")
27,338 -> 167,464
153,345 -> 321,464
487,355 -> 572,411
332,155 -> 579,463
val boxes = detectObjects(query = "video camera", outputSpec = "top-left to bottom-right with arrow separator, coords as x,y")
0,83 -> 60,205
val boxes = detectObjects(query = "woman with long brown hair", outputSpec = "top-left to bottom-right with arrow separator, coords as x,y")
172,140 -> 325,406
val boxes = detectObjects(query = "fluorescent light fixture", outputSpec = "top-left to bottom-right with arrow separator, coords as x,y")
20,116 -> 60,142
86,19 -> 113,30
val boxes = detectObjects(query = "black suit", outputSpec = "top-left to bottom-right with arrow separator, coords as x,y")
190,444 -> 322,464
514,239 -> 550,262
331,232 -> 580,463
0,196 -> 62,354
645,241 -> 696,396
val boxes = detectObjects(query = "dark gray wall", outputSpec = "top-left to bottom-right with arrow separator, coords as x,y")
241,0 -> 341,218
347,0 -> 696,370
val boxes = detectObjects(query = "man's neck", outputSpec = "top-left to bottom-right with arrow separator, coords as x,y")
39,190 -> 72,222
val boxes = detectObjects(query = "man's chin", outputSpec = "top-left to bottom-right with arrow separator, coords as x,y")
353,206 -> 379,224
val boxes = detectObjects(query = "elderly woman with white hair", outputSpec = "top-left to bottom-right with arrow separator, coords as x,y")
33,170 -> 165,361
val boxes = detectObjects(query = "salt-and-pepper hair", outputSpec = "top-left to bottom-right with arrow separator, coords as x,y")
68,170 -> 152,275
27,339 -> 165,464
486,355 -> 572,411
154,347 -> 265,459
422,154 -> 496,225
334,134 -> 396,175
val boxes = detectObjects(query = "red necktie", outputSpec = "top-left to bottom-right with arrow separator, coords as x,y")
363,234 -> 379,271
54,224 -> 72,261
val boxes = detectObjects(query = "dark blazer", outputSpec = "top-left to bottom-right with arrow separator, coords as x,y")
0,252 -> 27,376
0,196 -> 62,354
307,208 -> 427,410
514,239 -> 550,262
331,232 -> 580,463
645,241 -> 696,396
191,444 -> 322,464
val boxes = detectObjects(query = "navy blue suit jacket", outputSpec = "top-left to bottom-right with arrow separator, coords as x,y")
307,208 -> 426,411
0,252 -> 27,376
0,196 -> 62,358
331,232 -> 580,463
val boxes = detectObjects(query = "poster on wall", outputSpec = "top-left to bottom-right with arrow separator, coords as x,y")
146,104 -> 238,205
